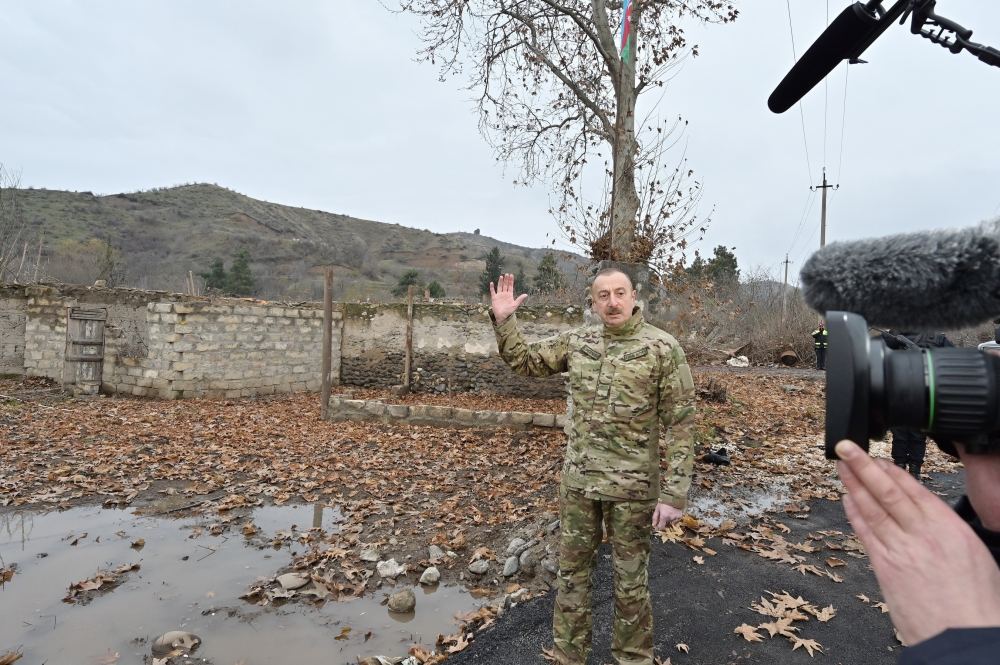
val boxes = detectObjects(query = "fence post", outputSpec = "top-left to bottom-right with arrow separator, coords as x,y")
403,285 -> 415,390
321,268 -> 333,418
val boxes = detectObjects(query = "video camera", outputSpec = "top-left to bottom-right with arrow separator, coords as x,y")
823,311 -> 1000,458
769,1 -> 1000,459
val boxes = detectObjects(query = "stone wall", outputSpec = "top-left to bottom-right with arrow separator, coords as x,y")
22,285 -> 161,387
0,286 -> 26,375
3,284 -> 341,399
121,300 -> 339,399
339,302 -> 583,398
2,283 -> 581,399
327,395 -> 566,430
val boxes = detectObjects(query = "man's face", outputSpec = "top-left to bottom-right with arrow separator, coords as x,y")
591,272 -> 636,328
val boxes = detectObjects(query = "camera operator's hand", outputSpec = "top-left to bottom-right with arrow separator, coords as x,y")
955,443 -> 1000,532
835,440 -> 1000,645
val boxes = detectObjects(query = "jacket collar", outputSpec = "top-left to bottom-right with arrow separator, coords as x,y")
604,306 -> 643,338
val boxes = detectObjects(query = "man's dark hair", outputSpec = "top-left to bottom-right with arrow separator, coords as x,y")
591,267 -> 634,291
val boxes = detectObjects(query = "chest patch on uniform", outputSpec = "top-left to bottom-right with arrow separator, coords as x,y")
580,346 -> 602,360
621,348 -> 648,362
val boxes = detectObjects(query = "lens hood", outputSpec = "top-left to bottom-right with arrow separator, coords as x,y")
825,311 -> 872,458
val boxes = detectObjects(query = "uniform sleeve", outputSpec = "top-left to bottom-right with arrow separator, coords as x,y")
492,312 -> 570,377
657,343 -> 696,509
899,627 -> 1000,665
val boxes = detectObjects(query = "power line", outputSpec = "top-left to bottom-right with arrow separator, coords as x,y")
823,0 -> 830,170
835,63 -> 850,185
786,189 -> 818,256
785,0 -> 814,185
796,223 -> 821,270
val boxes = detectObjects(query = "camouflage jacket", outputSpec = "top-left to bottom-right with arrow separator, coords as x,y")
493,307 -> 696,508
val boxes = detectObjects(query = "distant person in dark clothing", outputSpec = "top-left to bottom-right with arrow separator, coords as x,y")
811,320 -> 828,370
994,318 -> 1000,343
880,330 -> 954,480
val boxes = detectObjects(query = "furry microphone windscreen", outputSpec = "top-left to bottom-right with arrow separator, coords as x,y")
800,219 -> 1000,329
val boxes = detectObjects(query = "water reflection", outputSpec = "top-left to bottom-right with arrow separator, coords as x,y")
1,511 -> 35,550
249,502 -> 345,535
0,505 -> 478,664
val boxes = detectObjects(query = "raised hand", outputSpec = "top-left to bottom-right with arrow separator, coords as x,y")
489,273 -> 528,325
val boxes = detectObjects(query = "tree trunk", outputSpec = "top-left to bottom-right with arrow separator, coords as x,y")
610,7 -> 640,261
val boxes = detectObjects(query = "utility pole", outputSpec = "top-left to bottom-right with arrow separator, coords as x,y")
781,254 -> 793,325
812,167 -> 839,248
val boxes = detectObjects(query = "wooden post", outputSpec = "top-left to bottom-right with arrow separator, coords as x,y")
320,268 -> 334,418
403,284 -> 415,390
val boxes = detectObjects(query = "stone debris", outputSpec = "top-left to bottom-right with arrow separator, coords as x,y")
387,588 -> 416,613
419,566 -> 440,585
376,559 -> 406,579
276,573 -> 309,590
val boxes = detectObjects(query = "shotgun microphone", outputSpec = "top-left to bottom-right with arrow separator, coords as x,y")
768,3 -> 882,113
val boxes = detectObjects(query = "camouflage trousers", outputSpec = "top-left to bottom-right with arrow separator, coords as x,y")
553,482 -> 657,665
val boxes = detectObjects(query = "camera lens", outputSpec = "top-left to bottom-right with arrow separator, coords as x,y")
824,311 -> 1000,458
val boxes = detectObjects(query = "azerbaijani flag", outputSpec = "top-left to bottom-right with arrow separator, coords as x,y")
620,0 -> 634,63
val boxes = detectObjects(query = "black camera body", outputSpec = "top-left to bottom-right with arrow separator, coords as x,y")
824,311 -> 1000,458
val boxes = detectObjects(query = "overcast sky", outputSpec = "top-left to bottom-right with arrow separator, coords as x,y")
2,1 -> 998,283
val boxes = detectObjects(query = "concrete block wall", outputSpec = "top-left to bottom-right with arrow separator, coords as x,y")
2,283 -> 583,400
22,286 -> 72,381
110,300 -> 341,399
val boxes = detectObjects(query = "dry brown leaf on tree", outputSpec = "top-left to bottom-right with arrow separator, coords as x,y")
734,624 -> 764,642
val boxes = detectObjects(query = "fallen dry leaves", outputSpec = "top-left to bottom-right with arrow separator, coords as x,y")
735,590 -> 831,656
63,563 -> 140,603
0,372 -> 956,661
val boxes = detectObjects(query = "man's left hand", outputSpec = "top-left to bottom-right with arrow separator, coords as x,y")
653,502 -> 682,529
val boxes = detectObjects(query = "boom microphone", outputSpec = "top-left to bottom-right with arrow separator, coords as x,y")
768,3 -> 884,114
800,219 -> 1000,330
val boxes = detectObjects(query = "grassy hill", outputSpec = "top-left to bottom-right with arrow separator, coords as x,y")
11,184 -> 587,301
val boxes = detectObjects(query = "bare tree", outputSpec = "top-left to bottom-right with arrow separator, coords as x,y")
397,0 -> 736,267
0,164 -> 27,282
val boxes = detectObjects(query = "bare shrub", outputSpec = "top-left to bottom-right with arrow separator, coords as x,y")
665,268 -> 818,366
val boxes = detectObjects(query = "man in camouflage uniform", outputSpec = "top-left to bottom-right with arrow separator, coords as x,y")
489,268 -> 696,665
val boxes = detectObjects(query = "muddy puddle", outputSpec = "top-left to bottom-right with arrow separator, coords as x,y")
0,505 -> 479,664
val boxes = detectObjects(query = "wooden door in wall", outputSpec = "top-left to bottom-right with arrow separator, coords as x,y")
64,307 -> 107,395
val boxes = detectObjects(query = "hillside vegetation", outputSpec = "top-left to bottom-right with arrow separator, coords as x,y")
14,184 -> 586,301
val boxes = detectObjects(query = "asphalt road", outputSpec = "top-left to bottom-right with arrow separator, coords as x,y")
447,471 -> 966,665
